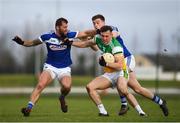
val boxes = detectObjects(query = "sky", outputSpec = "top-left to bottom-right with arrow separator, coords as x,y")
0,0 -> 180,54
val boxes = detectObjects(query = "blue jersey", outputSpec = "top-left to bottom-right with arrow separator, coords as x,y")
39,31 -> 78,68
111,26 -> 131,58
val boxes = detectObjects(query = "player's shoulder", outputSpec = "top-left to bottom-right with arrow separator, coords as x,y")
39,30 -> 56,41
66,30 -> 78,38
94,34 -> 101,43
112,37 -> 122,46
110,25 -> 119,32
95,34 -> 101,38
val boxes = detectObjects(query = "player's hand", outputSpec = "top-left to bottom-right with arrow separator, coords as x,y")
99,56 -> 107,66
61,38 -> 73,45
12,36 -> 24,45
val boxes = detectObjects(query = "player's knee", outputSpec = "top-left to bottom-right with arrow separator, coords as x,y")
120,89 -> 129,96
37,83 -> 46,90
62,84 -> 71,91
86,84 -> 94,93
86,84 -> 90,92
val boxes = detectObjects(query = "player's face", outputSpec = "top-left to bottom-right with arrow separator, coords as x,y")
92,19 -> 105,30
100,31 -> 113,45
56,22 -> 68,36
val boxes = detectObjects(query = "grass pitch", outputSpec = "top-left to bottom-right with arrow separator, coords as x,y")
0,94 -> 180,122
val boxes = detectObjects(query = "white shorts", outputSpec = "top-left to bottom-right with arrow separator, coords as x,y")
125,55 -> 136,72
102,70 -> 128,88
43,63 -> 71,80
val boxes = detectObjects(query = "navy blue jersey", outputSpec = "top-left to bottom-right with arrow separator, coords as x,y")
111,26 -> 131,58
39,31 -> 78,68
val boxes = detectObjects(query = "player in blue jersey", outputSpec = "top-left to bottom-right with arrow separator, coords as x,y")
90,14 -> 168,116
12,17 -> 96,117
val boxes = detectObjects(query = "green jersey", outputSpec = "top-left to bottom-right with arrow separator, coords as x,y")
94,35 -> 128,79
94,35 -> 123,55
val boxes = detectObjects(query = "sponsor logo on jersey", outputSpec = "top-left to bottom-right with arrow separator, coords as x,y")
46,38 -> 62,45
49,45 -> 67,51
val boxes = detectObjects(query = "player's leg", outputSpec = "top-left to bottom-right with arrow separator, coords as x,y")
116,76 -> 146,116
128,71 -> 169,116
59,75 -> 71,113
128,71 -> 154,99
118,92 -> 129,115
86,76 -> 111,116
57,67 -> 72,113
118,55 -> 135,115
125,55 -> 168,116
97,88 -> 109,96
21,70 -> 53,116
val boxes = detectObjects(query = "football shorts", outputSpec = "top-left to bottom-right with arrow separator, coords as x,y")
125,55 -> 135,72
102,70 -> 128,88
43,63 -> 71,80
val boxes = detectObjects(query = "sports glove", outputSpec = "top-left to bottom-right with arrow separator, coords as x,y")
99,56 -> 107,66
58,33 -> 73,45
12,36 -> 24,45
61,38 -> 73,45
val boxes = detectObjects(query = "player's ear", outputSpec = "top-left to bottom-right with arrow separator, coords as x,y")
56,26 -> 59,30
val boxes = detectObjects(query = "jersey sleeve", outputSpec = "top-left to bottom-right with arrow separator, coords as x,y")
111,26 -> 119,32
112,46 -> 123,55
111,26 -> 121,36
39,33 -> 51,43
67,31 -> 79,38
93,34 -> 101,44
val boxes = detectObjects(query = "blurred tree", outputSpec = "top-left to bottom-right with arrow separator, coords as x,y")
73,54 -> 86,75
0,29 -> 17,73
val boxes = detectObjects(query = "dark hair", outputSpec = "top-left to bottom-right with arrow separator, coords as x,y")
100,25 -> 113,33
55,17 -> 68,27
92,14 -> 105,21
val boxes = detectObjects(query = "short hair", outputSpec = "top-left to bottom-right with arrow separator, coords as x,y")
100,25 -> 113,33
55,17 -> 68,27
92,14 -> 105,21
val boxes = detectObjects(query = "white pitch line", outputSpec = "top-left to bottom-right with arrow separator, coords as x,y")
0,87 -> 179,94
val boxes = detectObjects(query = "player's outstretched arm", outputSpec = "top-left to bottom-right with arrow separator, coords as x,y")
77,29 -> 97,38
12,36 -> 42,47
72,40 -> 96,48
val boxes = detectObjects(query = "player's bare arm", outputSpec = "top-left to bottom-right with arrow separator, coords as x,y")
77,29 -> 97,38
100,53 -> 124,71
72,40 -> 96,48
78,37 -> 99,51
107,53 -> 124,70
23,39 -> 42,47
12,36 -> 42,47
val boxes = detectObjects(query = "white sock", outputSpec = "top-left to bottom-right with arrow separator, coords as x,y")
122,102 -> 128,106
159,99 -> 163,105
135,105 -> 145,114
97,104 -> 107,114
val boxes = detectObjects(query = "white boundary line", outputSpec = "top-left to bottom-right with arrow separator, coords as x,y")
0,87 -> 179,94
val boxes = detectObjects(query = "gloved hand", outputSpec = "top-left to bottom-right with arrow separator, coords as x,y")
12,36 -> 24,45
99,56 -> 107,66
61,38 -> 73,45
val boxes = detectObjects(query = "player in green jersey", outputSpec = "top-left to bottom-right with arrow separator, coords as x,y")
64,25 -> 146,116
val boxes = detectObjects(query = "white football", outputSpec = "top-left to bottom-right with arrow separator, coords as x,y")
102,53 -> 115,63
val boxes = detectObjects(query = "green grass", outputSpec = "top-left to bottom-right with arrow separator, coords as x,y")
0,74 -> 180,88
0,94 -> 180,122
